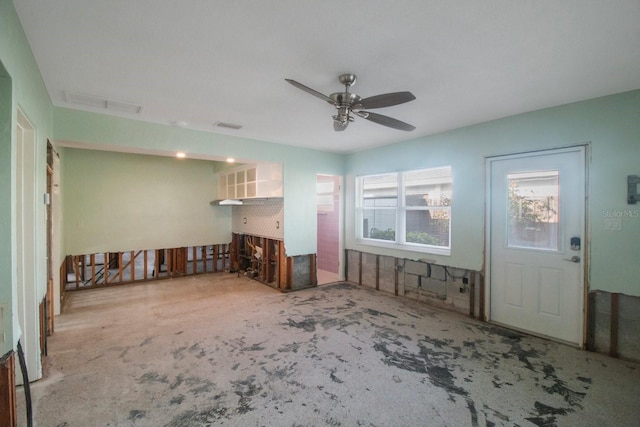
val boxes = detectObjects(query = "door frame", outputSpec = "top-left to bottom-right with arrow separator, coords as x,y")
16,106 -> 41,382
484,145 -> 589,347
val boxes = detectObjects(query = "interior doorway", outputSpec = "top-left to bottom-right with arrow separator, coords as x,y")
44,141 -> 56,343
316,175 -> 341,284
16,108 -> 41,382
485,146 -> 586,345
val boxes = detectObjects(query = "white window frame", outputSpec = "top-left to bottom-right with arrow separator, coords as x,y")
356,167 -> 452,256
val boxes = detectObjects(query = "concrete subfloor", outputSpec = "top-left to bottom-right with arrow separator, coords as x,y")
17,273 -> 640,426
317,269 -> 339,285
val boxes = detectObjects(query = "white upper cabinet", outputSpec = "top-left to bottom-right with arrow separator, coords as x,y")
218,162 -> 282,199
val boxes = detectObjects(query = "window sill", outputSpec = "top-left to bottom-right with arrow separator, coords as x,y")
356,238 -> 451,256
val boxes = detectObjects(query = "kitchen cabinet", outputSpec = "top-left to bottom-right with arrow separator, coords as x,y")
218,163 -> 282,200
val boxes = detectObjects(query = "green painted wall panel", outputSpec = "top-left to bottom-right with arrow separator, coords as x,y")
0,0 -> 54,360
5,0 -> 637,314
53,107 -> 345,256
346,90 -> 640,296
62,148 -> 231,254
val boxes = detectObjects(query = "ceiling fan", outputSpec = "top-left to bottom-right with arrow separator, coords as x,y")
285,73 -> 416,132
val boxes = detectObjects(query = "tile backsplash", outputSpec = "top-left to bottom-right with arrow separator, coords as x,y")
232,198 -> 284,240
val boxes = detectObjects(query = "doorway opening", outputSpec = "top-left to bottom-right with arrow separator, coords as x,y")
16,107 -> 41,382
316,175 -> 342,284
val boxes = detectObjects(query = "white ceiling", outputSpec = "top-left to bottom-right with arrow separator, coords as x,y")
14,0 -> 640,153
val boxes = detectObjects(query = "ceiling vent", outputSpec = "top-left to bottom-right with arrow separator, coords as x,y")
64,91 -> 143,114
215,121 -> 243,130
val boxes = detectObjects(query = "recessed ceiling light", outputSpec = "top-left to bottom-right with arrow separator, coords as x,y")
226,158 -> 235,163
176,152 -> 186,158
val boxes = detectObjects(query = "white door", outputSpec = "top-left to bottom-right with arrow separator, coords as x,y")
487,147 -> 585,345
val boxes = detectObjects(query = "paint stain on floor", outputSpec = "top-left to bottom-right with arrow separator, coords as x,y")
22,278 -> 640,427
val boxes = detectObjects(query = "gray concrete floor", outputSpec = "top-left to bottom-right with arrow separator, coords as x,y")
17,273 -> 640,426
317,269 -> 339,285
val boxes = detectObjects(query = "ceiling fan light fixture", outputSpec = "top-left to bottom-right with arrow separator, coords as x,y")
286,73 -> 416,132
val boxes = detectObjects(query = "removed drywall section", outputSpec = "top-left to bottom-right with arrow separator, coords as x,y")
346,249 -> 479,316
63,148 -> 230,254
588,291 -> 640,363
617,294 -> 640,360
378,255 -> 396,295
290,254 -> 315,291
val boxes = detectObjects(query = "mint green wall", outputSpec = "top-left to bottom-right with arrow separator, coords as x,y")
346,90 -> 640,296
1,0 -> 53,359
62,148 -> 231,254
53,107 -> 345,256
6,0 -> 636,319
0,61 -> 13,356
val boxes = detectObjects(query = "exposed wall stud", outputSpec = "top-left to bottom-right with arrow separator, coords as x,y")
0,351 -> 17,426
154,250 -> 161,280
610,293 -> 619,358
143,251 -> 148,279
469,273 -> 475,318
104,253 -> 109,285
394,257 -> 399,296
479,274 -> 485,321
90,254 -> 96,286
130,251 -> 135,282
310,254 -> 317,286
375,255 -> 380,291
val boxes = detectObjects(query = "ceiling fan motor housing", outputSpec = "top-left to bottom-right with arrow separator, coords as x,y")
330,92 -> 361,122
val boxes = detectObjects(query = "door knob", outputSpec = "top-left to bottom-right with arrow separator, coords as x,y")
563,255 -> 580,263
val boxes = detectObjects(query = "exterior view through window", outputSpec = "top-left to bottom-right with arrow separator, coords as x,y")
357,166 -> 452,255
507,170 -> 559,251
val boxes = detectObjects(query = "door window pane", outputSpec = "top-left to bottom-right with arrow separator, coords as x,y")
507,171 -> 559,250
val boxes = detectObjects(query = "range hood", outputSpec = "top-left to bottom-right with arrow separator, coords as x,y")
211,197 -> 280,206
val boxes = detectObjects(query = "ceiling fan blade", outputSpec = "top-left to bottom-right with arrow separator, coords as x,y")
333,120 -> 348,131
358,91 -> 416,110
358,111 -> 416,131
285,79 -> 336,105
